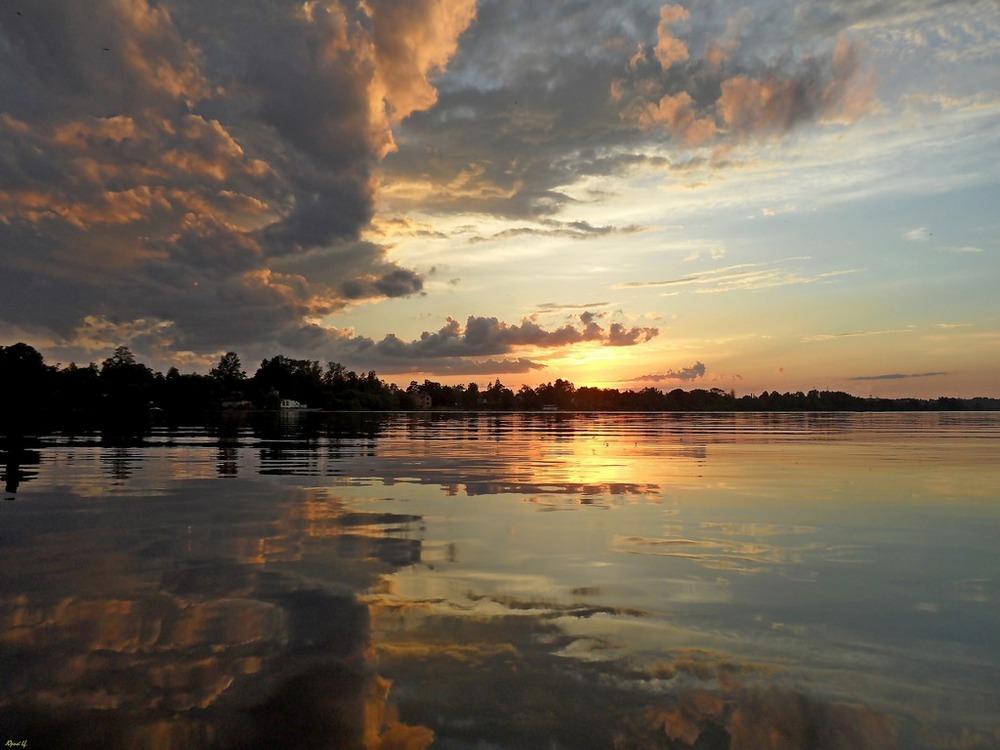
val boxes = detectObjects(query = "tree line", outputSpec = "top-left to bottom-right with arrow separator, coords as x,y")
2,342 -> 997,435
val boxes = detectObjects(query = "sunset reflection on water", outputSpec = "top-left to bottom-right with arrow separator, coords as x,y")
1,412 -> 997,749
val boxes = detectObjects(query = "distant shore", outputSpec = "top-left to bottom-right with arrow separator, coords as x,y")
3,342 -> 998,438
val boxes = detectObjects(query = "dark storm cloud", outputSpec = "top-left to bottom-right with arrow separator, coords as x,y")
341,267 -> 426,300
0,0 -> 474,359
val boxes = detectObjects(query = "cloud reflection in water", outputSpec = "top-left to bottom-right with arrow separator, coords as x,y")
0,412 -> 997,748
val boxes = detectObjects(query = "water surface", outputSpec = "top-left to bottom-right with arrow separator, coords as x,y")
1,412 -> 998,749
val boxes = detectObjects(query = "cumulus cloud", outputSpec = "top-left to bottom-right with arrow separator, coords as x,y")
631,362 -> 707,382
362,314 -> 658,359
653,5 -> 691,70
276,313 -> 658,375
0,0 -> 475,358
637,91 -> 717,147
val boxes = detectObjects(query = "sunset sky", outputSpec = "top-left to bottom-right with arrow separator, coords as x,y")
1,0 -> 998,397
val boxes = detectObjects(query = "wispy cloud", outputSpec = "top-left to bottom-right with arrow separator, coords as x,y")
904,226 -> 933,241
467,219 -> 643,244
535,301 -> 611,313
617,262 -> 861,294
848,372 -> 947,381
802,327 -> 916,342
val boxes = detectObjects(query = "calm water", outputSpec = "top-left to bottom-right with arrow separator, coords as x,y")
1,412 -> 998,749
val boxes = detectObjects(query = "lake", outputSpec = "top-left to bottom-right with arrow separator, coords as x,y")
1,412 -> 998,749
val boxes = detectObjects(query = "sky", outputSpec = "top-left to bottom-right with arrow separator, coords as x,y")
1,0 -> 998,397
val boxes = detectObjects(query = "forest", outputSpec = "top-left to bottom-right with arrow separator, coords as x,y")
2,342 -> 997,436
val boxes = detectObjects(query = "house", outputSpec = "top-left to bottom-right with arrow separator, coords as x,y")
413,391 -> 432,409
280,398 -> 306,409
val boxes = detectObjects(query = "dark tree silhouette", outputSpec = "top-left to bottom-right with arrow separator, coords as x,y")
210,352 -> 247,394
2,342 -> 997,439
0,342 -> 53,434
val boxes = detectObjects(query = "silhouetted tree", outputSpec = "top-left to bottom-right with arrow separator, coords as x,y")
536,379 -> 575,410
516,384 -> 542,410
157,371 -> 219,417
0,342 -> 53,434
252,355 -> 324,406
460,382 -> 480,409
52,362 -> 102,427
3,342 -> 998,430
210,352 -> 247,395
100,345 -> 157,425
484,379 -> 514,409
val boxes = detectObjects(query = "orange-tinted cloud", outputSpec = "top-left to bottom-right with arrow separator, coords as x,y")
616,7 -> 874,146
654,5 -> 691,70
718,74 -> 807,133
368,0 -> 477,126
639,91 -> 717,146
717,37 -> 872,136
0,0 -> 476,359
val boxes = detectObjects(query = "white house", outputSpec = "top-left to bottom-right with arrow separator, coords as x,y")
280,398 -> 306,409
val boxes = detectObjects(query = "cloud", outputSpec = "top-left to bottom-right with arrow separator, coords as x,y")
535,302 -> 611,313
630,361 -> 707,382
366,216 -> 449,240
653,5 -> 691,70
802,327 -> 915,342
848,371 -> 946,381
620,7 -> 875,146
276,313 -> 658,376
363,314 -> 658,359
905,226 -> 932,241
0,0 -> 475,358
637,91 -> 717,147
607,322 -> 658,346
366,0 -> 478,132
392,357 -> 547,376
378,1 -> 877,225
716,38 -> 868,136
617,261 -> 862,294
467,219 -> 643,244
